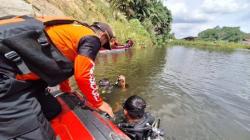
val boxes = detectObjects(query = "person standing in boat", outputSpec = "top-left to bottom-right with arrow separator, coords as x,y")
0,16 -> 115,140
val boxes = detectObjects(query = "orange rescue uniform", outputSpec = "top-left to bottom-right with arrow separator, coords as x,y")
45,24 -> 103,107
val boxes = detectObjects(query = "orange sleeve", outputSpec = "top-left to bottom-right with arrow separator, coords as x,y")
74,55 -> 103,108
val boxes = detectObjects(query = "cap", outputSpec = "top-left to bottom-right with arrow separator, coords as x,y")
91,22 -> 115,50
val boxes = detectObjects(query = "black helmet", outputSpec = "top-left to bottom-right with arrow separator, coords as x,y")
98,78 -> 111,87
91,22 -> 115,50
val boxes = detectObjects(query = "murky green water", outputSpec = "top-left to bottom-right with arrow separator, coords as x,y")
94,46 -> 250,140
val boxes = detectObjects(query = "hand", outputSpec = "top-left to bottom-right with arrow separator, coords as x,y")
98,101 -> 114,118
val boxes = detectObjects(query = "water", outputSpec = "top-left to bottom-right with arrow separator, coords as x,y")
94,46 -> 250,140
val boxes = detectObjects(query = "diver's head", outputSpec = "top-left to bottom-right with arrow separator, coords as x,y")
98,78 -> 111,87
116,75 -> 126,89
123,95 -> 146,121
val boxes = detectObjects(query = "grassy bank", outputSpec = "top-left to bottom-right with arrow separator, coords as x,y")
169,39 -> 250,49
28,0 -> 153,48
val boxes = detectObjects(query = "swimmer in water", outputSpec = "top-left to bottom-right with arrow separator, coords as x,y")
116,95 -> 164,140
98,75 -> 128,94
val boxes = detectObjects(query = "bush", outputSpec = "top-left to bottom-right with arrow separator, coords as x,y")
110,19 -> 153,47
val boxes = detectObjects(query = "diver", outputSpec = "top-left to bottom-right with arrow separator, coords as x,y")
98,75 -> 128,93
116,95 -> 165,140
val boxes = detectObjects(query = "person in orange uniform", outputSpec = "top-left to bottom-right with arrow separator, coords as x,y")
0,16 -> 114,140
44,21 -> 115,117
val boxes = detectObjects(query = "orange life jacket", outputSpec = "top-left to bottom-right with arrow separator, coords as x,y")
44,20 -> 97,61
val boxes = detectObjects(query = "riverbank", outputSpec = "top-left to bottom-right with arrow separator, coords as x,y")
42,0 -> 154,47
2,0 -> 153,48
169,39 -> 250,49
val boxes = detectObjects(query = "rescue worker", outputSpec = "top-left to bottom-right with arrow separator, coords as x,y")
42,20 -> 115,118
0,16 -> 114,140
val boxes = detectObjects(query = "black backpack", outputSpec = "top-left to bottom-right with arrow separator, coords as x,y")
0,15 -> 75,86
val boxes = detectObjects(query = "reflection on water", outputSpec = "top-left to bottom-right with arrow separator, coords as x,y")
94,46 -> 250,140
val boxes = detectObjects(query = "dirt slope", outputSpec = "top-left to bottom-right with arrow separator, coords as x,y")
0,0 -> 33,16
0,0 -> 65,17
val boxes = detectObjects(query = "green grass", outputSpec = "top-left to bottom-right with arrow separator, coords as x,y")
45,0 -> 153,48
169,39 -> 250,50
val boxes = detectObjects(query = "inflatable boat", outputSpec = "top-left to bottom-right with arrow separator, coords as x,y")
99,46 -> 131,54
50,92 -> 130,140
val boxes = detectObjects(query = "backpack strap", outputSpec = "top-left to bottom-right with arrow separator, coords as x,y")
0,46 -> 31,74
0,15 -> 41,75
43,19 -> 76,26
36,16 -> 91,28
0,15 -> 16,20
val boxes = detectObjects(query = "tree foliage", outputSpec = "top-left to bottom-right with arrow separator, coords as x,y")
110,0 -> 172,45
198,26 -> 247,42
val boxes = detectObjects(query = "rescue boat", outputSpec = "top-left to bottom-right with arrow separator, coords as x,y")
50,92 -> 130,140
99,46 -> 132,53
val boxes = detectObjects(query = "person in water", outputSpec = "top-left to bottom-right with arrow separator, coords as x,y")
98,75 -> 128,93
116,95 -> 164,140
116,75 -> 127,88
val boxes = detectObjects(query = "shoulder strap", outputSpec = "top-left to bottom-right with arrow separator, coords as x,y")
0,15 -> 41,74
0,46 -> 31,74
43,19 -> 76,26
0,15 -> 16,20
35,16 -> 90,27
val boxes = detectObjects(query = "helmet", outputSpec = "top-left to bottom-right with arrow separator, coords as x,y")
98,78 -> 111,87
91,22 -> 115,50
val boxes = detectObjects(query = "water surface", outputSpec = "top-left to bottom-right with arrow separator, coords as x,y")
94,46 -> 250,140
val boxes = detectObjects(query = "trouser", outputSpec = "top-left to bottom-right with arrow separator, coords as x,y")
0,68 -> 56,140
11,112 -> 55,140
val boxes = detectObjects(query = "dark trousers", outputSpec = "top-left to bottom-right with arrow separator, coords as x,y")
11,112 -> 56,140
0,70 -> 56,140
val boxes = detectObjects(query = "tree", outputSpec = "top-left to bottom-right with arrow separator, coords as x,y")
198,26 -> 246,42
110,0 -> 172,45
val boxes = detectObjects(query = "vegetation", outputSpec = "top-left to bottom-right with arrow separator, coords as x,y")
110,0 -> 172,46
170,39 -> 250,49
26,0 -> 172,47
39,0 -> 158,47
198,26 -> 248,42
171,26 -> 250,49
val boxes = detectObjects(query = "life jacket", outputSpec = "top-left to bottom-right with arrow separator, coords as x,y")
118,113 -> 155,140
0,15 -> 87,86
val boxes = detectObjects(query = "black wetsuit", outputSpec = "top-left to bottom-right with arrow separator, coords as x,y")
117,112 -> 155,140
98,82 -> 119,94
98,80 -> 128,94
